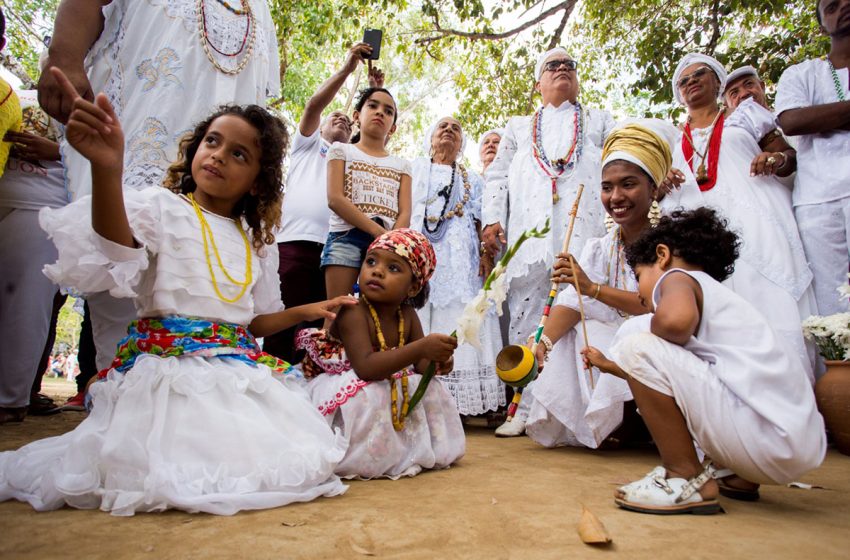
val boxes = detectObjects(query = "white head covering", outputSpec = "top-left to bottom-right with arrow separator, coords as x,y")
535,47 -> 571,81
672,53 -> 727,105
601,119 -> 677,185
726,65 -> 760,87
422,116 -> 467,159
477,128 -> 504,154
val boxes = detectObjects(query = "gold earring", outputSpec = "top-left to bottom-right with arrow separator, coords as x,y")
604,214 -> 615,232
648,199 -> 661,228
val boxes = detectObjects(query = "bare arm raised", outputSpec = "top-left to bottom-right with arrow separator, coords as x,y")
51,67 -> 134,248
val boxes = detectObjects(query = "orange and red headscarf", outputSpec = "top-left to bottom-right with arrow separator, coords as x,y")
367,228 -> 436,286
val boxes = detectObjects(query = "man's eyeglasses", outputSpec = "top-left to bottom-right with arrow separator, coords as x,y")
677,66 -> 713,89
543,59 -> 578,73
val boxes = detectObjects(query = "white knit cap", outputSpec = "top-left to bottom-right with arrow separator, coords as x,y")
726,65 -> 760,86
672,53 -> 728,105
535,47 -> 571,81
422,116 -> 467,159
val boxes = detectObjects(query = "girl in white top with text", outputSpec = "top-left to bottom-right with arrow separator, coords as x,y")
322,87 -> 412,314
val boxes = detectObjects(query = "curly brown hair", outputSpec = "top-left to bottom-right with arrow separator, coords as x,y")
162,105 -> 289,251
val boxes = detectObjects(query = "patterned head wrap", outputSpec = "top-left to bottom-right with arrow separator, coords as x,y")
672,53 -> 727,105
601,122 -> 673,186
368,228 -> 436,285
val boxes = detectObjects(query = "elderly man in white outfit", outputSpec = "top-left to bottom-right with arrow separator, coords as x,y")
481,47 -> 615,436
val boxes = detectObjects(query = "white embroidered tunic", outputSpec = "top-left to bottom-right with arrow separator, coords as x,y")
62,0 -> 280,200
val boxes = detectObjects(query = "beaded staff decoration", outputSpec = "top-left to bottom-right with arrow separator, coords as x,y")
197,0 -> 257,75
506,184 -> 588,421
531,104 -> 584,204
188,193 -> 253,303
364,297 -> 409,431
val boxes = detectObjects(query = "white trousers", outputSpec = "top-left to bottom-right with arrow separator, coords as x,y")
85,291 -> 137,371
795,198 -> 850,316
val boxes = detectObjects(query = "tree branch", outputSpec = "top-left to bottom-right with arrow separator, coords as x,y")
415,1 -> 575,46
707,0 -> 722,52
546,4 -> 574,50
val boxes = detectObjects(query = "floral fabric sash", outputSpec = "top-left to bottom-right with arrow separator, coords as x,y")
97,316 -> 293,379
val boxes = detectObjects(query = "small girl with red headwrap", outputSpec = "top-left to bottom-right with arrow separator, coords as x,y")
296,228 -> 466,479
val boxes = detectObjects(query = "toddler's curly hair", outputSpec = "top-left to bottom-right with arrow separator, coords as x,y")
625,207 -> 740,282
162,105 -> 288,251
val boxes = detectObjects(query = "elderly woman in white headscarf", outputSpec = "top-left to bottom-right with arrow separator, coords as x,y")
672,52 -> 818,383
410,117 -> 505,420
478,128 -> 503,174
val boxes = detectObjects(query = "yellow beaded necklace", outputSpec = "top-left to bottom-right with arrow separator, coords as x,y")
364,297 -> 408,431
188,192 -> 253,303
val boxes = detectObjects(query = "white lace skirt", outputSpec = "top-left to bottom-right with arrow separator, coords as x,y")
418,303 -> 505,416
0,355 -> 347,516
308,370 -> 466,480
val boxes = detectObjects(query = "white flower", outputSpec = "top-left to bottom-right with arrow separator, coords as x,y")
486,269 -> 509,317
456,291 -> 487,350
838,274 -> 850,301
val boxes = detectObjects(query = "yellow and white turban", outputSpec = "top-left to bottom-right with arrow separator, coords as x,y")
601,122 -> 673,186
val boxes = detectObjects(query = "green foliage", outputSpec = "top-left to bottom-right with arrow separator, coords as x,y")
1,0 -> 829,151
54,297 -> 82,353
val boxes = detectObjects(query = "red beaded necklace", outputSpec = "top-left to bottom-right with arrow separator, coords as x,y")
200,0 -> 251,57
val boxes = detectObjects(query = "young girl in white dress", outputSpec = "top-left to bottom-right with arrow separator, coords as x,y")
584,208 -> 825,515
297,229 -> 466,480
0,69 -> 355,516
411,117 -> 504,418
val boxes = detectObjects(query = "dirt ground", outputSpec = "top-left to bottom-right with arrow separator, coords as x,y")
1,379 -> 848,560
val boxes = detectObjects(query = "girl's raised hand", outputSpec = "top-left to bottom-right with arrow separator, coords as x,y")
50,67 -> 124,170
300,295 -> 359,323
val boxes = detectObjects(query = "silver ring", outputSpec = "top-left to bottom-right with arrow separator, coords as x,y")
767,156 -> 777,165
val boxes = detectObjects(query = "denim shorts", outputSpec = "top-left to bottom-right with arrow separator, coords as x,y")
320,227 -> 374,269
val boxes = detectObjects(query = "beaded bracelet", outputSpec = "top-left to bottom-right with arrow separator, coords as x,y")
592,283 -> 602,299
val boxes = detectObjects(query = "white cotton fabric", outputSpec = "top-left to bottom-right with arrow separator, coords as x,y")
795,200 -> 850,316
609,269 -> 826,485
277,129 -> 332,243
410,158 -> 504,415
672,53 -> 728,105
39,188 -> 284,323
775,58 -> 850,207
674,100 -> 817,380
1,189 -> 349,515
62,0 -> 281,200
326,143 -> 411,233
535,47 -> 570,80
307,370 -> 465,480
526,229 -> 638,448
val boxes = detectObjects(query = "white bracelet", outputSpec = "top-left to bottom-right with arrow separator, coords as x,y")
539,334 -> 554,353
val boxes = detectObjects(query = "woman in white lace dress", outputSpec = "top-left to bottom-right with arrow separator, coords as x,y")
411,117 -> 505,418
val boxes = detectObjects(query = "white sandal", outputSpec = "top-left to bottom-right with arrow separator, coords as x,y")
615,463 -> 722,515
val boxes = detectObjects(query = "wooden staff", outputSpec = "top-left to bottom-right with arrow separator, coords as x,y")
569,255 -> 595,389
506,184 -> 585,421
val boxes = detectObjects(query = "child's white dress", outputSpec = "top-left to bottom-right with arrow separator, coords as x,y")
297,329 -> 466,480
526,228 -> 638,448
0,188 -> 347,516
610,269 -> 826,485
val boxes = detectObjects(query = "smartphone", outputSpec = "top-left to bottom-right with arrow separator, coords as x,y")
363,29 -> 382,60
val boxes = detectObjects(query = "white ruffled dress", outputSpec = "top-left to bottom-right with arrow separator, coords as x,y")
297,329 -> 466,480
0,188 -> 347,516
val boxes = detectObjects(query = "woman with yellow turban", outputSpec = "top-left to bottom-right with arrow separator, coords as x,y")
522,123 -> 674,449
